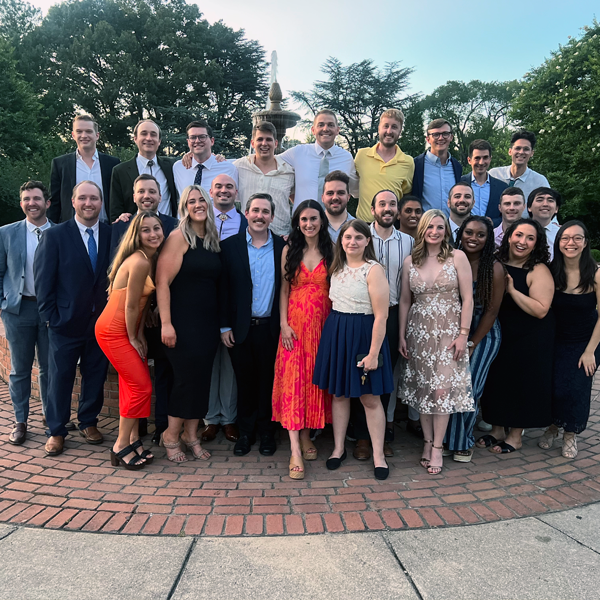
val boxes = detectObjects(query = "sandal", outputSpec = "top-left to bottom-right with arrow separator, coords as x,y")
181,436 -> 211,461
475,434 -> 503,448
489,441 -> 519,454
562,434 -> 578,459
300,439 -> 318,461
289,456 -> 305,480
160,433 -> 188,463
453,449 -> 474,463
538,427 -> 559,450
427,444 -> 443,475
110,445 -> 146,470
131,439 -> 154,465
420,440 -> 433,469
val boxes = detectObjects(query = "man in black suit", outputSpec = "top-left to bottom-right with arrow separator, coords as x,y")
110,119 -> 178,222
220,193 -> 285,456
34,181 -> 111,456
49,114 -> 120,224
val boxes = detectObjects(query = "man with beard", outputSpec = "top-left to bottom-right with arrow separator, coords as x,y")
447,182 -> 475,243
355,109 -> 415,223
322,171 -> 354,243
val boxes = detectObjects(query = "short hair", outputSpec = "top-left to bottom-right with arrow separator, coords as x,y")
427,118 -> 452,134
500,187 -> 525,202
73,114 -> 98,133
72,180 -> 102,200
380,109 -> 405,128
247,192 -> 275,216
133,173 -> 161,194
323,170 -> 349,193
398,195 -> 422,211
448,181 -> 473,200
468,139 -> 492,157
133,119 -> 162,139
527,187 -> 562,210
20,180 -> 49,201
371,189 -> 399,208
314,109 -> 338,125
252,121 -> 277,139
510,129 -> 537,149
186,119 -> 213,138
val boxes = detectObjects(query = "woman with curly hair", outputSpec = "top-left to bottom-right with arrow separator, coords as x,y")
478,218 -> 555,454
272,200 -> 334,479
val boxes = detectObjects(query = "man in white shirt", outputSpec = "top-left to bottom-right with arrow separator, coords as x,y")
234,121 -> 295,236
280,110 -> 358,210
322,171 -> 354,243
527,187 -> 562,260
447,182 -> 475,243
493,188 -> 526,247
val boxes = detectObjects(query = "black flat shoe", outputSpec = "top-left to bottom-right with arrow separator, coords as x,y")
374,465 -> 389,480
259,434 -> 276,456
234,435 -> 255,456
326,449 -> 347,470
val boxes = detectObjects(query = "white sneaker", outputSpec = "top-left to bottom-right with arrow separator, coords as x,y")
478,420 -> 493,432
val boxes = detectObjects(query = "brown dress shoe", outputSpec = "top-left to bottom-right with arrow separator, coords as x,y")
383,441 -> 394,457
9,423 -> 27,445
201,424 -> 220,442
353,439 -> 371,461
80,426 -> 104,444
223,423 -> 239,442
45,436 -> 65,456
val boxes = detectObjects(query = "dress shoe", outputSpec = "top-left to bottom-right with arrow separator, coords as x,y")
201,424 -> 220,442
326,449 -> 347,470
383,441 -> 394,457
79,426 -> 104,444
65,421 -> 76,431
406,419 -> 424,439
385,424 -> 395,442
353,439 -> 371,461
234,435 -> 255,456
152,424 -> 167,445
223,423 -> 239,442
259,434 -> 276,456
9,423 -> 27,445
45,436 -> 65,456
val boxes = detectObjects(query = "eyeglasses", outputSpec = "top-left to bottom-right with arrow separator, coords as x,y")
188,134 -> 210,141
559,235 -> 585,244
428,131 -> 452,140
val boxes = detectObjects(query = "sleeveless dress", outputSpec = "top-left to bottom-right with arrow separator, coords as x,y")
313,260 -> 394,398
400,256 -> 474,414
272,260 -> 332,430
95,273 -> 155,419
164,239 -> 222,420
552,291 -> 600,433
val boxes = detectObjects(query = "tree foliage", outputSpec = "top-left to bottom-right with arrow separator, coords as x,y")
0,0 -> 40,42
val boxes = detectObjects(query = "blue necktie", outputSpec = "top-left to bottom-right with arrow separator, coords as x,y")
194,164 -> 205,186
86,228 -> 97,272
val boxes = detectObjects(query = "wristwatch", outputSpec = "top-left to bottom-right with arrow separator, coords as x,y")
466,340 -> 474,348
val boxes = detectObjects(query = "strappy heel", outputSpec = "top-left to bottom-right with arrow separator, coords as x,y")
427,444 -> 444,475
181,436 -> 211,461
110,445 -> 146,470
131,439 -> 153,465
420,440 -> 433,469
160,434 -> 188,463
538,427 -> 559,450
562,433 -> 578,459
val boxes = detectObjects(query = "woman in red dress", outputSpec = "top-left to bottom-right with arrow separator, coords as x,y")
272,200 -> 334,479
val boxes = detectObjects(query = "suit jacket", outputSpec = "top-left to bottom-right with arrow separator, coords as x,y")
411,152 -> 463,201
34,218 -> 111,336
219,230 -> 285,345
0,219 -> 55,315
460,174 -> 508,227
48,151 -> 120,224
110,156 -> 178,222
110,212 -> 178,259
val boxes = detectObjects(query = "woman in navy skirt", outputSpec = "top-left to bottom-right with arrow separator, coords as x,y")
313,220 -> 394,480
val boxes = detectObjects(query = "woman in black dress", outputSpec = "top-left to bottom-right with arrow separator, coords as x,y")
478,219 -> 555,454
537,221 -> 600,459
156,185 -> 221,462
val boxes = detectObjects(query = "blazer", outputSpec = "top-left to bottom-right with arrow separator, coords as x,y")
34,218 -> 111,336
219,230 -> 285,345
411,152 -> 463,201
110,156 -> 178,222
0,219 -> 55,315
48,151 -> 120,224
460,174 -> 508,227
110,212 -> 178,259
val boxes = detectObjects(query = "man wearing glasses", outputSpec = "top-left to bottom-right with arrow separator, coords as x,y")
173,120 -> 238,198
411,119 -> 462,216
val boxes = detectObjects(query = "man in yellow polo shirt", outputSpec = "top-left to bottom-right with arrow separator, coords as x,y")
355,109 -> 415,222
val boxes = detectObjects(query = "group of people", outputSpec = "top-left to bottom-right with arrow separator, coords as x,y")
1,108 -> 598,482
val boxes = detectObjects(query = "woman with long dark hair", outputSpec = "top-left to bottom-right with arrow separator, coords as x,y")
537,220 -> 600,458
272,200 -> 334,479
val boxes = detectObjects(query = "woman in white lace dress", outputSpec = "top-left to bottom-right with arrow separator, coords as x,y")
399,210 -> 474,475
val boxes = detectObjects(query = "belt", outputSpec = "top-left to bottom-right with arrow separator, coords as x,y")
22,295 -> 37,302
250,317 -> 270,327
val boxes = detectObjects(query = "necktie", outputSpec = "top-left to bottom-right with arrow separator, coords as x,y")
86,228 -> 97,272
34,228 -> 42,242
508,180 -> 516,187
194,164 -> 205,186
218,213 -> 228,236
147,159 -> 154,176
317,150 -> 331,202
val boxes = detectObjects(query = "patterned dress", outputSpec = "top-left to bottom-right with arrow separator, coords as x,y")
400,256 -> 474,414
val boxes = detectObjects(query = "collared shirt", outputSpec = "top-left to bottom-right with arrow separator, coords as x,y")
233,155 -> 295,236
280,142 -> 358,210
173,154 -> 239,201
488,166 -> 550,217
74,217 -> 99,256
545,222 -> 559,261
494,223 -> 505,248
422,151 -> 456,216
136,154 -> 172,216
76,149 -> 107,223
449,217 -> 461,244
327,213 -> 355,243
214,206 -> 241,241
24,219 -> 51,296
246,229 -> 275,318
369,224 -> 414,306
354,144 -> 414,222
470,173 -> 491,217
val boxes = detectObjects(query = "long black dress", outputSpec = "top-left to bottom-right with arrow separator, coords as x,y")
481,265 -> 555,427
165,239 -> 221,419
552,291 -> 600,433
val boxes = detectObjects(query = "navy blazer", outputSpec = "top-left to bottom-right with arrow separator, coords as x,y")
48,151 -> 120,224
460,174 -> 508,228
411,152 -> 463,202
110,212 -> 178,259
34,218 -> 111,336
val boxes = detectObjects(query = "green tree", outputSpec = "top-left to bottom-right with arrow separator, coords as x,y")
0,0 -> 40,43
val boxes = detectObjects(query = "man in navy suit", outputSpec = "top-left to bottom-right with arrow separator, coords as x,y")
34,181 -> 111,456
49,115 -> 120,224
0,181 -> 53,444
461,139 -> 508,227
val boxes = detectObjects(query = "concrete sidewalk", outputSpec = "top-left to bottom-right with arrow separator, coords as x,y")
0,503 -> 598,600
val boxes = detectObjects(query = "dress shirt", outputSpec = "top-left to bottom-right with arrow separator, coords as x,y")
136,154 -> 172,216
214,206 -> 241,241
280,142 -> 358,210
233,155 -> 295,236
173,154 -> 239,199
494,224 -> 505,248
74,217 -> 99,256
544,222 -> 559,261
328,213 -> 355,243
24,219 -> 51,296
369,224 -> 414,306
470,173 -> 491,217
422,151 -> 456,216
449,218 -> 461,243
76,149 -> 107,223
246,229 -> 275,318
355,144 -> 414,222
488,166 -> 550,217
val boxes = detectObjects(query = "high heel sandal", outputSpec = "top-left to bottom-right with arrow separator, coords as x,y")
131,439 -> 154,465
289,456 -> 305,480
427,444 -> 443,475
110,445 -> 146,470
300,439 -> 318,461
160,434 -> 188,463
538,427 -> 560,450
562,433 -> 578,459
181,436 -> 211,461
420,440 -> 433,469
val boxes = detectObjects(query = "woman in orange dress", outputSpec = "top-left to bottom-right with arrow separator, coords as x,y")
272,200 -> 334,479
95,211 -> 164,470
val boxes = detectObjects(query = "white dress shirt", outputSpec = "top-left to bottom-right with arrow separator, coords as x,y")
24,219 -> 51,296
488,166 -> 550,217
545,222 -> 559,261
449,217 -> 461,243
136,154 -> 172,216
74,217 -> 99,255
173,154 -> 239,199
76,150 -> 107,223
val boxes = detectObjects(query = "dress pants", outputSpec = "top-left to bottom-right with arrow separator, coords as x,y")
144,325 -> 173,430
228,322 -> 277,437
1,300 -> 49,423
46,325 -> 108,438
205,343 -> 237,425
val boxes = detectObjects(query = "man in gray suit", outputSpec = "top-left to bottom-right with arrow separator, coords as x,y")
0,181 -> 53,444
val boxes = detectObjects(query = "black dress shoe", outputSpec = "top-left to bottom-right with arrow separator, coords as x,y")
65,421 -> 77,431
326,449 -> 347,470
407,419 -> 424,439
151,424 -> 167,445
259,434 -> 276,456
374,465 -> 389,480
234,435 -> 255,456
9,423 -> 27,445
